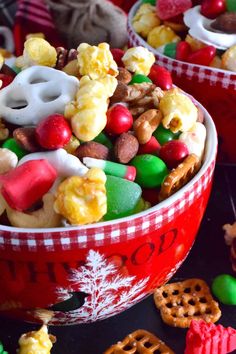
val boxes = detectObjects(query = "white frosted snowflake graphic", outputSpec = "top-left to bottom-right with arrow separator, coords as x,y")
50,250 -> 149,324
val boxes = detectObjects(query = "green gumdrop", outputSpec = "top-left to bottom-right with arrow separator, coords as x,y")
2,138 -> 28,159
212,274 -> 236,305
226,0 -> 236,11
141,0 -> 156,5
153,124 -> 180,145
129,73 -> 152,85
104,175 -> 142,221
93,132 -> 113,149
164,42 -> 177,59
131,154 -> 168,188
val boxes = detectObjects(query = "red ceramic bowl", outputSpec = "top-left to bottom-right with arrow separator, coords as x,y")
128,1 -> 236,164
0,102 -> 217,325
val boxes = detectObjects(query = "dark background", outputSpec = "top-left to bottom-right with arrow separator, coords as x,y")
0,164 -> 236,354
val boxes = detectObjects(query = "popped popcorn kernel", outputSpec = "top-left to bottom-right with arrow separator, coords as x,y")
160,88 -> 198,133
122,46 -> 155,76
54,168 -> 107,225
18,325 -> 54,354
77,42 -> 118,79
132,4 -> 161,38
65,75 -> 117,141
147,25 -> 181,49
0,53 -> 4,70
15,38 -> 57,69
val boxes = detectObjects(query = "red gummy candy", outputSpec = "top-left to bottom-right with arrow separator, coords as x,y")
148,64 -> 173,90
1,159 -> 57,211
156,0 -> 192,20
176,41 -> 192,61
201,0 -> 226,19
110,48 -> 125,67
185,320 -> 236,354
186,45 -> 216,66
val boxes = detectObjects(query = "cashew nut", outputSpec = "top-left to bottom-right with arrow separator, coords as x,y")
6,193 -> 62,228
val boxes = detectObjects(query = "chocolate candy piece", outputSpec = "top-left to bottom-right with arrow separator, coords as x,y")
131,154 -> 168,188
129,73 -> 152,84
212,274 -> 236,305
212,12 -> 236,33
2,138 -> 28,159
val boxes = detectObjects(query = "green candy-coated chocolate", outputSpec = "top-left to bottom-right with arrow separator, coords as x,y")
93,132 -> 113,149
129,73 -> 152,85
0,341 -> 8,354
104,175 -> 142,221
131,154 -> 168,188
212,274 -> 236,305
226,0 -> 236,12
164,42 -> 177,59
141,0 -> 156,5
2,138 -> 28,159
153,124 -> 180,145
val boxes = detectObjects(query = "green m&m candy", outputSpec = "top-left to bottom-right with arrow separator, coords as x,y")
153,124 -> 180,146
226,0 -> 236,12
212,274 -> 236,305
141,0 -> 156,5
129,73 -> 152,85
2,138 -> 28,159
93,132 -> 113,149
131,154 -> 168,188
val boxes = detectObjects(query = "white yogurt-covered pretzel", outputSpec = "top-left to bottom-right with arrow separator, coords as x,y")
18,148 -> 88,177
184,6 -> 236,50
0,66 -> 79,125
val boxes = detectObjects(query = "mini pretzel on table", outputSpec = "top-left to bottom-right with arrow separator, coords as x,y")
159,154 -> 201,202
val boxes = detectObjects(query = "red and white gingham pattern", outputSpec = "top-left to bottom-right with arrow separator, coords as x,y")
0,159 -> 215,252
128,1 -> 236,91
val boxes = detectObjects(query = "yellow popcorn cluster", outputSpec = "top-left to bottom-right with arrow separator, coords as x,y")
132,4 -> 161,38
15,38 -> 57,69
18,325 -> 54,354
65,74 -> 117,141
122,46 -> 155,76
54,168 -> 107,225
160,88 -> 198,133
77,42 -> 118,79
147,25 -> 180,49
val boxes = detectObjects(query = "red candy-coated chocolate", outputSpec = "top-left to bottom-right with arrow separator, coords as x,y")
0,74 -> 14,89
185,320 -> 236,354
201,0 -> 226,19
138,136 -> 161,155
176,41 -> 192,61
110,48 -> 125,67
156,0 -> 192,20
148,65 -> 173,90
159,140 -> 189,169
1,159 -> 57,211
186,45 -> 216,66
105,104 -> 133,135
36,114 -> 72,149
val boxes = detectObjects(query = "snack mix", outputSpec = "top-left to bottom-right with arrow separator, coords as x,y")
132,0 -> 236,72
0,37 -> 207,229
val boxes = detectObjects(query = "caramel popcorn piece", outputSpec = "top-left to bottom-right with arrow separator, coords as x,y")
15,38 -> 57,69
18,325 -> 55,354
132,3 -> 161,38
122,46 -> 155,76
54,168 -> 107,225
65,75 -> 117,141
147,25 -> 180,49
160,88 -> 198,133
77,42 -> 118,79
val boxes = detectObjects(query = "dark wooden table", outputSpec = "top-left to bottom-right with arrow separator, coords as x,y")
0,164 -> 236,354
